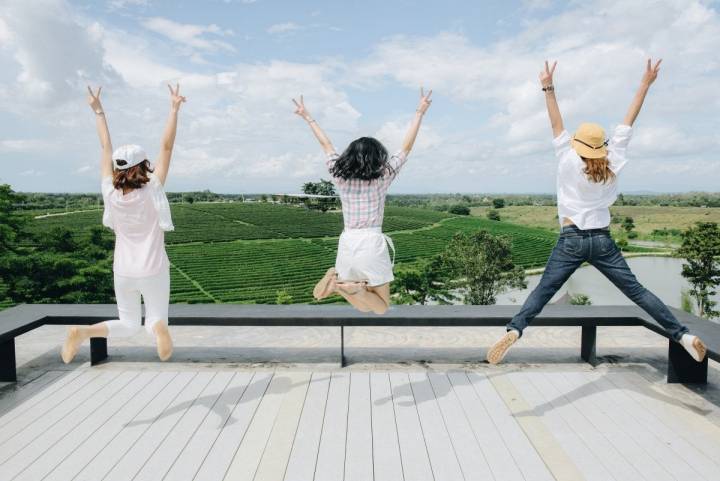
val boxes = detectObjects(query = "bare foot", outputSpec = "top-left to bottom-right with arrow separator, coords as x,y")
336,281 -> 367,296
313,267 -> 337,300
61,327 -> 85,364
153,323 -> 173,361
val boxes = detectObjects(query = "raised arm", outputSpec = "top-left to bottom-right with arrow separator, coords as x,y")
292,95 -> 335,155
87,86 -> 113,178
400,87 -> 432,154
154,83 -> 187,185
540,61 -> 564,137
623,58 -> 661,127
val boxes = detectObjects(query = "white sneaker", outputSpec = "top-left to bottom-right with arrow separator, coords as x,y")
680,334 -> 707,363
487,330 -> 520,365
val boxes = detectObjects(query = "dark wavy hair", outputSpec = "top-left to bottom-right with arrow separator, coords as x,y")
113,160 -> 153,191
330,137 -> 393,181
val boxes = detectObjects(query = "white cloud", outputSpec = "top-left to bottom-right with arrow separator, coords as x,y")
0,0 -> 119,109
1,0 -> 719,193
266,22 -> 301,34
108,0 -> 149,9
141,17 -> 234,52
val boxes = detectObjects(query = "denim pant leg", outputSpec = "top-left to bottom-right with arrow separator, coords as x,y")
507,238 -> 584,336
590,237 -> 689,341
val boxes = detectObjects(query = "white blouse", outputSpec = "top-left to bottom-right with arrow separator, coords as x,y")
555,124 -> 633,230
101,173 -> 174,277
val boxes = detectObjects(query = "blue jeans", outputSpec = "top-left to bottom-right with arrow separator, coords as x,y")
507,225 -> 688,341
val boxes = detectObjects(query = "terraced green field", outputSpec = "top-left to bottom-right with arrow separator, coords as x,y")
23,202 -> 559,305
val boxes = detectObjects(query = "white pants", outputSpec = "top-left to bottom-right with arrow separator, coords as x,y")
105,268 -> 170,338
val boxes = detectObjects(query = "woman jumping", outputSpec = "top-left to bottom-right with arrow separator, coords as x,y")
294,89 -> 432,314
487,59 -> 707,364
61,83 -> 186,363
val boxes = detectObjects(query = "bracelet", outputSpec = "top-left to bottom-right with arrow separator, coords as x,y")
542,85 -> 554,92
416,109 -> 425,115
95,110 -> 105,115
307,119 -> 317,124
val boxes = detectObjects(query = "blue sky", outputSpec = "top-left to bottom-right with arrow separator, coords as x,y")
1,0 -> 718,193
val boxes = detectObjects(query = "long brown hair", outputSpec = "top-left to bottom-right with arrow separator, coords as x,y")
113,160 -> 153,191
581,157 -> 615,184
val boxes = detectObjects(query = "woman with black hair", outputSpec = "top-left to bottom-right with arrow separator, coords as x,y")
293,89 -> 432,314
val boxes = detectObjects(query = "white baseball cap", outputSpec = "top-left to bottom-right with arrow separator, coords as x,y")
112,144 -> 148,170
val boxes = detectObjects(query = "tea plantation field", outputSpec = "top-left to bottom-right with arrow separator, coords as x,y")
27,202 -> 559,304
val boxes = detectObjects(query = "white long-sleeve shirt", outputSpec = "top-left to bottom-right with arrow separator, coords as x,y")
555,124 -> 633,230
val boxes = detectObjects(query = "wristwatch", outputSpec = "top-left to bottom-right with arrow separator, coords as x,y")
542,85 -> 555,92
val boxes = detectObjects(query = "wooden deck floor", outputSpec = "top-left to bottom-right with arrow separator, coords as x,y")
1,367 -> 719,481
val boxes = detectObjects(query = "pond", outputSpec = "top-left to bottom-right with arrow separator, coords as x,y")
496,256 -> 720,310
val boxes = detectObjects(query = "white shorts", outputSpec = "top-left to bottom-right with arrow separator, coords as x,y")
105,268 -> 170,338
335,227 -> 395,287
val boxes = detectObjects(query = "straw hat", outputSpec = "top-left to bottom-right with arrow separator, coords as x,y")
572,123 -> 608,159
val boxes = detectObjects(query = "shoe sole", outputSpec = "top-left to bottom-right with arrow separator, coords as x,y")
693,337 -> 707,362
313,268 -> 336,300
487,332 -> 518,365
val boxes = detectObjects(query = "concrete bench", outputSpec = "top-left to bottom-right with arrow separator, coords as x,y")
1,304 -> 716,383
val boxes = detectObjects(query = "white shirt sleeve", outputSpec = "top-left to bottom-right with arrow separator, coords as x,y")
552,130 -> 572,158
607,124 -> 633,174
101,176 -> 115,231
101,176 -> 114,198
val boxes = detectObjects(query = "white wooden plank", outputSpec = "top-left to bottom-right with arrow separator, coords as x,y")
427,372 -> 495,481
314,371 -> 351,481
508,371 -> 617,481
72,371 -> 196,481
254,371 -> 312,481
133,371 -> 236,481
162,372 -> 254,481
370,372 -> 403,481
408,371 -> 464,481
42,371 -> 179,481
344,371 -> 374,481
555,370 -> 703,480
223,371 -> 295,481
283,373 -> 331,481
570,371 -> 718,480
0,370 -> 135,479
447,371 -> 525,481
539,371 -> 673,481
0,370 -> 101,445
389,371 -> 433,481
13,371 -> 157,481
606,371 -> 720,470
193,372 -> 272,481
0,370 -> 117,462
489,372 -> 582,481
0,370 -> 74,421
469,372 -> 555,481
103,371 -> 216,481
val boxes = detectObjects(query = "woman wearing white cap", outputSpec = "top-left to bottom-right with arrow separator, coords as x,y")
61,84 -> 186,363
487,59 -> 707,365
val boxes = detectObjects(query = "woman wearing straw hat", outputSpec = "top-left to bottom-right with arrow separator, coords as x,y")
487,59 -> 707,365
61,84 -> 186,363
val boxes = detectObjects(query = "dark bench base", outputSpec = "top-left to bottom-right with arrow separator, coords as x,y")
668,339 -> 708,383
0,338 -> 16,383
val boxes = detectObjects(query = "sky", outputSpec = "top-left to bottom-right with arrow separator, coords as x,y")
0,0 -> 718,194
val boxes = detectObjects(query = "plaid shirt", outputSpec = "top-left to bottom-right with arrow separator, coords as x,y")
327,150 -> 409,229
